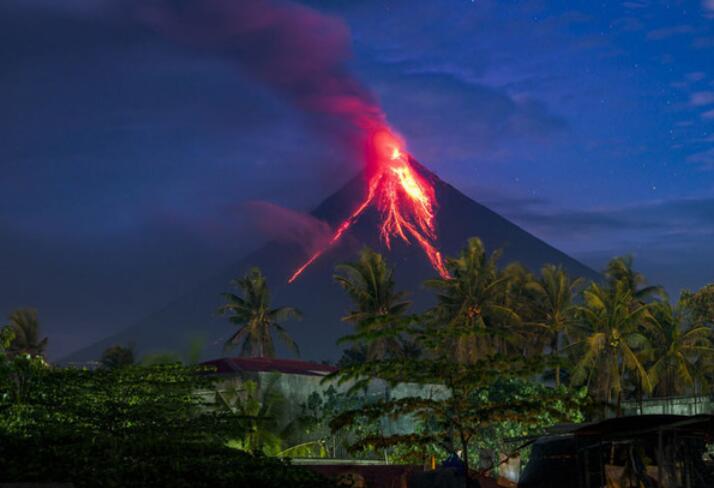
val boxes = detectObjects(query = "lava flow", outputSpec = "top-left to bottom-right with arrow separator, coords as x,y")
288,129 -> 449,283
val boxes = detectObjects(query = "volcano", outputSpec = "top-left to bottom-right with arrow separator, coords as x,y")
62,161 -> 599,364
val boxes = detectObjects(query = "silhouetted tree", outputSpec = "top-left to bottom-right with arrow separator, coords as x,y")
527,265 -> 583,387
646,298 -> 714,397
100,344 -> 135,369
218,268 -> 301,358
570,282 -> 652,414
6,309 -> 47,358
425,238 -> 518,363
334,248 -> 411,360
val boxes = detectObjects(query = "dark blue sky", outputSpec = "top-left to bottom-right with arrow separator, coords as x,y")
2,0 -> 713,358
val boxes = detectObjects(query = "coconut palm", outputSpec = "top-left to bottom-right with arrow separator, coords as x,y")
570,282 -> 652,414
218,268 -> 301,358
646,299 -> 714,397
499,262 -> 539,357
6,308 -> 47,358
425,238 -> 519,363
334,248 -> 411,360
681,284 -> 714,327
605,256 -> 663,303
527,265 -> 583,387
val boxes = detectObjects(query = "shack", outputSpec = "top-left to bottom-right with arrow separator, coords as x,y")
518,414 -> 714,488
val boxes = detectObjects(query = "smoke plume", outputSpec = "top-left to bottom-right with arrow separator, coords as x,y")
243,201 -> 332,254
136,0 -> 387,154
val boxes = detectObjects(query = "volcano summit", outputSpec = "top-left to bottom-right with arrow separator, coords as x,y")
63,161 -> 599,364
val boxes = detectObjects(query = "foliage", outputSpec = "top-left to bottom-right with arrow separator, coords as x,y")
5,308 -> 47,357
3,239 -> 713,486
337,345 -> 368,368
138,337 -> 205,366
219,377 -> 286,455
330,347 -> 584,474
218,267 -> 302,357
330,241 -> 586,477
570,281 -> 653,411
424,237 -> 520,362
0,362 -> 333,488
682,284 -> 714,327
100,343 -> 135,369
334,247 -> 411,359
527,264 -> 583,387
646,298 -> 714,397
141,350 -> 183,365
604,255 -> 663,302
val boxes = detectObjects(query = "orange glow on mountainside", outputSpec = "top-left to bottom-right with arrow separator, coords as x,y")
288,129 -> 449,283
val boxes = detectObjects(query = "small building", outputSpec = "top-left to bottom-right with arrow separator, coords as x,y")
199,356 -> 446,459
202,356 -> 338,401
519,414 -> 714,488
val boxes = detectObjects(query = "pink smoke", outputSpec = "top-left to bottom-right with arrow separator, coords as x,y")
136,0 -> 386,155
243,201 -> 332,254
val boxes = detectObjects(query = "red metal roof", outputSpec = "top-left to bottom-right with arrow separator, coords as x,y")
200,356 -> 338,376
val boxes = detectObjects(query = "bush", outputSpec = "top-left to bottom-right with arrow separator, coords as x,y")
0,363 -> 334,488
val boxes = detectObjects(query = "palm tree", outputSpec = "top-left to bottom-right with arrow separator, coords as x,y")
646,299 -> 714,397
334,248 -> 411,360
218,268 -> 301,358
681,284 -> 714,327
605,256 -> 663,303
6,308 -> 47,357
499,262 -> 539,357
425,238 -> 519,363
527,265 -> 583,387
570,282 -> 652,415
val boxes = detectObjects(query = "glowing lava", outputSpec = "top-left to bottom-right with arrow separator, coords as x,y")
288,129 -> 449,283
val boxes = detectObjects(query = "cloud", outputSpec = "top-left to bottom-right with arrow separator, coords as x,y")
690,91 -> 714,106
484,194 -> 714,295
491,196 -> 714,238
702,109 -> 714,120
374,70 -> 567,164
686,72 -> 707,82
623,1 -> 649,9
704,0 -> 714,15
646,25 -> 694,40
693,36 -> 714,48
688,148 -> 714,170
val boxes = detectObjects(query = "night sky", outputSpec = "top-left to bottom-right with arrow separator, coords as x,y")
2,0 -> 713,359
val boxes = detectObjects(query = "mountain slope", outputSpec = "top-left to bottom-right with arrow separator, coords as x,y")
62,162 -> 599,363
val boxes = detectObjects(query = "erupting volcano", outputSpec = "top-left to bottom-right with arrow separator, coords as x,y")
288,129 -> 449,283
58,0 -> 605,365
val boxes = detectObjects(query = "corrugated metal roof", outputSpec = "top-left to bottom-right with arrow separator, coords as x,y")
200,357 -> 338,376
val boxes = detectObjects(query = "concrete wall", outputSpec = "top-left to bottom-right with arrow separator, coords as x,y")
208,370 -> 448,440
622,395 -> 714,416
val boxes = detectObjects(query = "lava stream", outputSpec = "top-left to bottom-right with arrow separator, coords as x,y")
288,130 -> 449,283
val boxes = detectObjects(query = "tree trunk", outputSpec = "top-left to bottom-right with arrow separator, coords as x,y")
555,364 -> 561,389
554,333 -> 561,389
459,431 -> 470,482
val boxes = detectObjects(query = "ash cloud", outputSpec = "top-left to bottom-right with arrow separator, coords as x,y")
135,0 -> 386,153
243,201 -> 332,255
4,0 -> 390,161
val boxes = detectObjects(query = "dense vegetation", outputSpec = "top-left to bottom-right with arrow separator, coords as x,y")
330,242 -> 714,407
213,238 -> 714,474
0,333 -> 333,487
1,236 -> 712,484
